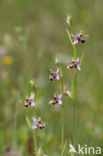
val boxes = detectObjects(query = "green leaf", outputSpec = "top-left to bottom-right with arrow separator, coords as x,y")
63,139 -> 68,154
26,116 -> 32,130
60,67 -> 63,79
80,51 -> 85,66
66,29 -> 73,46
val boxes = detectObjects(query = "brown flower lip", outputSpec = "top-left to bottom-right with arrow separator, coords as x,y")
24,93 -> 35,108
49,67 -> 60,81
37,120 -> 45,129
78,34 -> 86,43
49,72 -> 56,81
50,96 -> 59,105
67,58 -> 80,71
24,99 -> 31,107
72,33 -> 86,44
32,117 -> 45,130
68,61 -> 77,69
49,94 -> 62,105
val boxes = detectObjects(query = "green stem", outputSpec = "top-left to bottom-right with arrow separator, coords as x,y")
72,97 -> 75,145
67,28 -> 78,145
33,86 -> 38,156
73,44 -> 76,59
72,69 -> 78,144
66,28 -> 76,59
12,100 -> 19,146
60,75 -> 64,156
66,29 -> 73,46
74,69 -> 78,98
33,128 -> 38,155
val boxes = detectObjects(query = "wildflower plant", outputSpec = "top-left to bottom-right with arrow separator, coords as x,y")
66,15 -> 86,147
49,62 -> 65,156
22,15 -> 86,156
24,79 -> 46,156
48,15 -> 86,156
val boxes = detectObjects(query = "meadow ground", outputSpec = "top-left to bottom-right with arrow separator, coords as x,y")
0,0 -> 103,155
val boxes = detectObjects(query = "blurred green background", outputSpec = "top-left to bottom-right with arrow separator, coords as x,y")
0,0 -> 103,155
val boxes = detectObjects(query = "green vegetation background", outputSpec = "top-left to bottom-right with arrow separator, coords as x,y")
0,0 -> 103,155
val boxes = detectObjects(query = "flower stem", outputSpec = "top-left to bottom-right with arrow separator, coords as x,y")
74,69 -> 78,98
72,69 -> 78,144
60,75 -> 64,156
72,99 -> 75,144
66,28 -> 78,145
12,100 -> 19,146
33,85 -> 38,156
72,44 -> 78,147
66,28 -> 76,59
33,126 -> 38,155
73,44 -> 76,59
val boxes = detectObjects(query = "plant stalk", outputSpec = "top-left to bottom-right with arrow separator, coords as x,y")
33,127 -> 38,156
33,85 -> 38,156
66,28 -> 78,145
60,75 -> 64,156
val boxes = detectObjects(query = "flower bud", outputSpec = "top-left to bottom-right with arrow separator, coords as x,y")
29,79 -> 35,87
66,15 -> 72,26
55,57 -> 59,65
